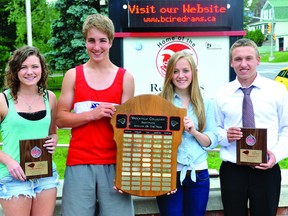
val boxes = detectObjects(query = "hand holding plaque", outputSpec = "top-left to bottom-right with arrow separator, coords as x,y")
19,138 -> 52,179
236,128 -> 267,166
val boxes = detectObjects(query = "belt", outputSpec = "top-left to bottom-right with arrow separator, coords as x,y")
185,169 -> 207,176
186,169 -> 207,175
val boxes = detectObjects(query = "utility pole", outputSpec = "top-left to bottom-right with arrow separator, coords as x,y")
248,8 -> 275,61
268,5 -> 275,61
25,0 -> 32,46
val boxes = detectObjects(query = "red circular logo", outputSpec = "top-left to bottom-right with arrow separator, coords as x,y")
156,41 -> 198,78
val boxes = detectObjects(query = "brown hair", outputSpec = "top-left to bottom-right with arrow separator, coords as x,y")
5,45 -> 49,100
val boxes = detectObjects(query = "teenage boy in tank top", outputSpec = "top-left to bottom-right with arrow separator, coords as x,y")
56,14 -> 135,216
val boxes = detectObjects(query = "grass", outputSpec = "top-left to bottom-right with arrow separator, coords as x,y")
208,151 -> 288,170
47,76 -> 63,91
258,44 -> 288,63
260,51 -> 288,62
54,147 -> 68,179
53,129 -> 288,179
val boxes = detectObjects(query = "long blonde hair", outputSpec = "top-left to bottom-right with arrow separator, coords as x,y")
159,51 -> 206,132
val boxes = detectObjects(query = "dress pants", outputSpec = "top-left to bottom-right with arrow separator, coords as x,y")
220,161 -> 281,216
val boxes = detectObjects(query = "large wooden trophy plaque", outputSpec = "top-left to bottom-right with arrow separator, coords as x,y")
111,94 -> 186,197
237,128 -> 267,166
20,138 -> 52,179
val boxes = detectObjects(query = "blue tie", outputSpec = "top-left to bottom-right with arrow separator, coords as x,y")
241,86 -> 255,128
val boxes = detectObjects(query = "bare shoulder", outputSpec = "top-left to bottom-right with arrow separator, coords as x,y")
0,92 -> 8,121
123,69 -> 135,82
61,67 -> 77,90
47,90 -> 56,100
121,69 -> 135,103
58,67 -> 77,108
64,67 -> 76,79
0,92 -> 6,105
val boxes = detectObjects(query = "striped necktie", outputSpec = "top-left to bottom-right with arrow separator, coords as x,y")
241,86 -> 255,128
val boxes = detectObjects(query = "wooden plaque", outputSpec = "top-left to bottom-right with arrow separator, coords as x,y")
236,128 -> 267,166
19,138 -> 52,179
111,94 -> 186,197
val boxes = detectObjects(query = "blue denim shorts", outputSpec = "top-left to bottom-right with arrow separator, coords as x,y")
0,169 -> 59,200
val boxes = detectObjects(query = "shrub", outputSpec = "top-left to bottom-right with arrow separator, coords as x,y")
245,29 -> 265,47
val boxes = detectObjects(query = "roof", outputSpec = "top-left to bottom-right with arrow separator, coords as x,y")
267,0 -> 288,7
264,0 -> 288,21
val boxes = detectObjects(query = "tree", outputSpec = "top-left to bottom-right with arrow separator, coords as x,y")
243,0 -> 262,30
0,0 -> 17,90
0,0 -> 58,90
250,0 -> 262,11
6,0 -> 59,53
47,0 -> 107,72
243,0 -> 250,29
245,29 -> 265,47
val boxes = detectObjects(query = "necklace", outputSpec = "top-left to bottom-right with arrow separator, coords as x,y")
19,94 -> 38,111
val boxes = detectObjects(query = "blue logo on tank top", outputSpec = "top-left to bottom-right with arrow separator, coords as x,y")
90,102 -> 100,109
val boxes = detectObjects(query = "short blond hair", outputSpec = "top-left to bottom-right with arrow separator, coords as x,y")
230,38 -> 259,60
82,13 -> 115,42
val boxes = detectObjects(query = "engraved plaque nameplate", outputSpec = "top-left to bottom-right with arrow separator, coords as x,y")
20,138 -> 52,179
111,94 -> 186,197
237,128 -> 267,166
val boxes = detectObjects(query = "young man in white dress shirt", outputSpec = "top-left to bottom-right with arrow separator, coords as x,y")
214,38 -> 288,216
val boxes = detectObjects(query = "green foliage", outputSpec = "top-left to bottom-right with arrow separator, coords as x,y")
1,0 -> 59,90
2,0 -> 108,79
249,0 -> 261,11
0,0 -> 17,90
5,0 -> 59,53
6,0 -> 26,46
245,29 -> 265,47
0,46 -> 10,91
243,0 -> 261,29
260,51 -> 288,63
47,0 -> 108,72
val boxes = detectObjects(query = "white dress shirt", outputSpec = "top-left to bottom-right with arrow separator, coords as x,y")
214,73 -> 288,164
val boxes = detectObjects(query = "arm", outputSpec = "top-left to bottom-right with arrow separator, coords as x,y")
215,103 -> 242,145
44,90 -> 58,154
0,151 -> 26,181
257,86 -> 288,169
184,99 -> 218,148
56,68 -> 116,128
269,87 -> 288,163
0,94 -> 26,181
214,94 -> 243,147
0,93 -> 7,122
184,116 -> 212,147
121,70 -> 135,104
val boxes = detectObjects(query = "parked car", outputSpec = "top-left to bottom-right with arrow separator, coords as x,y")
274,67 -> 288,90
